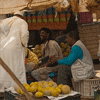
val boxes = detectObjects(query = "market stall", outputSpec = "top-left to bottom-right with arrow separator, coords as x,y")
0,0 -> 100,100
0,0 -> 81,100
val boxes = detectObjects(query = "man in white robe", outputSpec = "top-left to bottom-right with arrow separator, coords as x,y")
0,11 -> 29,92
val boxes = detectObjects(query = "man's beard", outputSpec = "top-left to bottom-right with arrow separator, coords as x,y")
41,38 -> 47,43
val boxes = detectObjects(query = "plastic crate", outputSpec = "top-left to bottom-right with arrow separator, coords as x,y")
72,77 -> 100,98
4,91 -> 19,100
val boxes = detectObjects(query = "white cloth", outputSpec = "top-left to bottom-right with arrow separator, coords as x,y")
47,90 -> 80,100
72,40 -> 94,68
14,10 -> 25,16
0,15 -> 7,21
72,40 -> 95,81
0,16 -> 29,92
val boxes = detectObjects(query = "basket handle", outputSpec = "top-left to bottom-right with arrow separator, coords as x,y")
0,58 -> 33,100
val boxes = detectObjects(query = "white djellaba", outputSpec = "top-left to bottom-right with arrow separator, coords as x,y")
0,10 -> 29,92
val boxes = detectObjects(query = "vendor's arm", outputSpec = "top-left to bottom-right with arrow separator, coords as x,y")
20,21 -> 29,47
58,45 -> 83,65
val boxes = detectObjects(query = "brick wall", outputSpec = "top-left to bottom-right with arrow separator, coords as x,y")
78,22 -> 100,59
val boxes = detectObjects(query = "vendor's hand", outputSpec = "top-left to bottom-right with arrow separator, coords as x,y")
38,60 -> 42,66
39,58 -> 42,61
49,55 -> 62,64
56,57 -> 61,62
48,55 -> 58,64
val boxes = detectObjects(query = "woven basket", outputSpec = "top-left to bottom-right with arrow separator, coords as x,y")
78,22 -> 100,59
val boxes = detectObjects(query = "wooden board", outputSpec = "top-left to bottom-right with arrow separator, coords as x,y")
16,95 -> 49,100
81,98 -> 95,100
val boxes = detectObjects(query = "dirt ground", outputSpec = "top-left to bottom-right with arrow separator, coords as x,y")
94,64 -> 100,70
93,59 -> 100,70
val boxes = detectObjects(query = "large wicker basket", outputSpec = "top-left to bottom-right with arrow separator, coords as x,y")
78,22 -> 100,60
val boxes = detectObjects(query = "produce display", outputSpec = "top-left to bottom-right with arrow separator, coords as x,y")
60,42 -> 71,57
14,81 -> 71,98
25,48 -> 39,64
33,44 -> 44,58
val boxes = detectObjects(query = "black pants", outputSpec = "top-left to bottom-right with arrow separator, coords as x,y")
57,64 -> 73,87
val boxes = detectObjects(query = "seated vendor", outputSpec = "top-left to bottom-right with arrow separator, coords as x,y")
31,27 -> 63,81
49,31 -> 95,87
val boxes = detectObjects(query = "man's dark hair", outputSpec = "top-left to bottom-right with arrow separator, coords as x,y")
40,27 -> 52,40
67,31 -> 80,41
